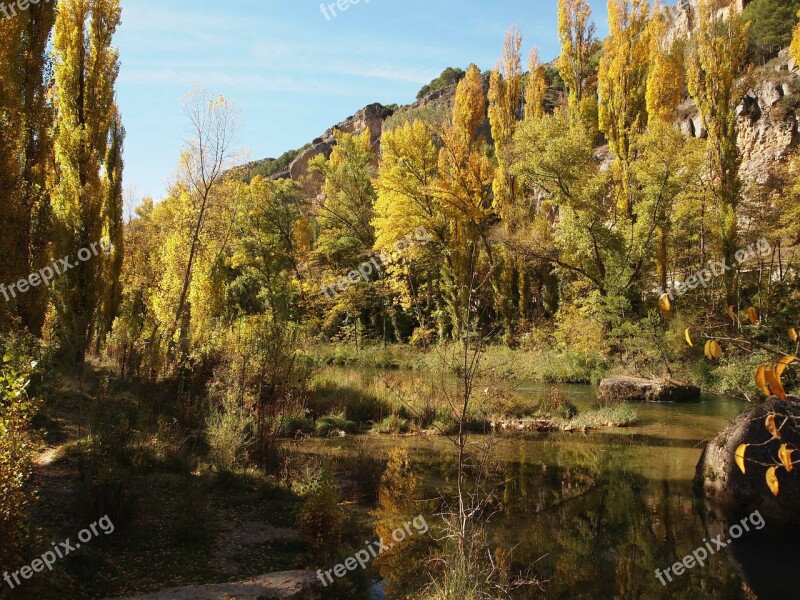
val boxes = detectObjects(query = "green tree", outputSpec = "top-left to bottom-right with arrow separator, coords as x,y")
743,0 -> 800,63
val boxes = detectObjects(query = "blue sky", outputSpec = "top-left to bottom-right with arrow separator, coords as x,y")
116,0 -> 612,207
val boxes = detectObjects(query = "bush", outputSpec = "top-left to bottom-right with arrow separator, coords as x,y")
373,414 -> 411,434
0,350 -> 39,568
315,412 -> 357,437
295,466 -> 344,561
207,397 -> 254,471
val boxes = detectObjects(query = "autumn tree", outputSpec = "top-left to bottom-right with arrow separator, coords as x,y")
434,64 -> 495,336
51,0 -> 123,364
557,0 -> 600,131
0,1 -> 56,334
598,0 -> 651,217
373,120 -> 446,338
524,48 -> 548,121
686,0 -> 751,306
312,129 -> 377,265
167,88 -> 241,361
646,2 -> 685,124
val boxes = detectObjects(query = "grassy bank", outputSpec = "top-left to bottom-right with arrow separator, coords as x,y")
305,343 -> 609,384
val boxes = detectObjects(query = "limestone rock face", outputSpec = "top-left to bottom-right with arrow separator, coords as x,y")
105,570 -> 321,600
694,396 -> 800,529
287,103 -> 392,180
678,51 -> 799,184
597,376 -> 700,403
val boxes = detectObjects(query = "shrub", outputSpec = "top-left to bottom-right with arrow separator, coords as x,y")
207,397 -> 254,471
295,466 -> 344,561
0,351 -> 39,568
315,412 -> 357,437
373,415 -> 411,434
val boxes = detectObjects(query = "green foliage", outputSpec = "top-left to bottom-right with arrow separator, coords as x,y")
743,0 -> 800,63
0,349 -> 39,569
314,412 -> 357,437
417,67 -> 466,99
295,465 -> 344,561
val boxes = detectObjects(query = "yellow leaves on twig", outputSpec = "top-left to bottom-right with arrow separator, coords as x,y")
766,466 -> 780,497
778,444 -> 795,473
776,355 -> 797,377
765,413 -> 782,440
790,328 -> 798,343
735,444 -> 748,474
658,293 -> 671,316
684,328 -> 694,348
747,306 -> 759,325
764,367 -> 788,401
755,365 -> 769,396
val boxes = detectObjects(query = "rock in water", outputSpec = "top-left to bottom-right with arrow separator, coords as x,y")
597,376 -> 700,403
694,396 -> 800,530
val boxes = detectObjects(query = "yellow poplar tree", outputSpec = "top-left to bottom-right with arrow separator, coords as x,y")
646,2 -> 686,290
646,3 -> 685,124
557,0 -> 597,113
0,2 -> 56,334
524,48 -> 548,121
598,0 -> 651,217
434,64 -> 495,336
52,0 -> 123,364
686,0 -> 750,305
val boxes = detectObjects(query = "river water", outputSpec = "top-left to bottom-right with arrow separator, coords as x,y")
288,377 -> 798,599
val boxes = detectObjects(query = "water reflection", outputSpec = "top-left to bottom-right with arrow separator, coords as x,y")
287,379 -> 797,599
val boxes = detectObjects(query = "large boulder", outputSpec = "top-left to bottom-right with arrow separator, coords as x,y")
694,396 -> 800,529
597,376 -> 700,403
106,570 -> 321,600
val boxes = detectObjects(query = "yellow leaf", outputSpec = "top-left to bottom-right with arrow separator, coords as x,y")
778,444 -> 795,473
765,413 -> 782,439
766,467 -> 780,497
765,367 -> 788,401
704,340 -> 712,360
755,365 -> 770,396
747,306 -> 758,325
728,305 -> 737,324
658,294 -> 671,316
790,328 -> 798,342
685,328 -> 694,348
776,355 -> 797,377
735,444 -> 748,474
710,341 -> 723,360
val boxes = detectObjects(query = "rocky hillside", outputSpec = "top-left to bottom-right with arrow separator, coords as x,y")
240,1 -> 798,188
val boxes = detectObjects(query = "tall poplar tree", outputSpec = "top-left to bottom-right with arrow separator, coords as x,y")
52,0 -> 123,363
598,0 -> 650,218
557,0 -> 598,125
0,1 -> 56,334
686,0 -> 750,306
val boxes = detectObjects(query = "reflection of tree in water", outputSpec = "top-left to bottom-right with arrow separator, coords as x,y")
486,443 -> 748,599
